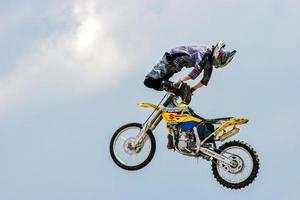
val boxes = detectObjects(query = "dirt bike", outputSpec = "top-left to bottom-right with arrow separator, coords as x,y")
110,89 -> 260,189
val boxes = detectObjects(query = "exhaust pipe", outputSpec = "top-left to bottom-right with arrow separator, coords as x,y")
220,127 -> 240,141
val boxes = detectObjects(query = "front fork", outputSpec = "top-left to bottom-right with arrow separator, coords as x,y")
133,95 -> 174,149
134,109 -> 163,148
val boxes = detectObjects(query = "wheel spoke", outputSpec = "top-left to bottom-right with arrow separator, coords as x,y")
111,125 -> 155,169
215,144 -> 255,185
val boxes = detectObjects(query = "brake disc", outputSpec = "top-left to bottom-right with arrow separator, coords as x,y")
227,155 -> 244,174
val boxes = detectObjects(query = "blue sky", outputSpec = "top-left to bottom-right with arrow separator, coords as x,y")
0,0 -> 299,200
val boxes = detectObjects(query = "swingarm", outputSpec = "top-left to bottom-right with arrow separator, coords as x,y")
199,146 -> 231,165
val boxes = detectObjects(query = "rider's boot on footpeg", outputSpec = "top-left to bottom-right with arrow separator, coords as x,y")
167,134 -> 174,149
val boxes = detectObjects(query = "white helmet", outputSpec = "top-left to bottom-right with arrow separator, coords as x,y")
212,41 -> 237,68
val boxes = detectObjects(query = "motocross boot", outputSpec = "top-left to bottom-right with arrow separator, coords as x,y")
177,83 -> 192,104
167,134 -> 174,149
161,80 -> 192,104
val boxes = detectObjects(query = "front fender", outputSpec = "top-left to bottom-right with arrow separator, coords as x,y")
137,102 -> 159,110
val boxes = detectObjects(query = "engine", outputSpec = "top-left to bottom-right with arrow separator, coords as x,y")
177,129 -> 197,151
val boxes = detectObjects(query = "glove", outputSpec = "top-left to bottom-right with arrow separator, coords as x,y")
173,80 -> 183,88
177,83 -> 192,104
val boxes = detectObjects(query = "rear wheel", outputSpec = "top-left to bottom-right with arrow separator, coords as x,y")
211,141 -> 260,189
110,123 -> 156,171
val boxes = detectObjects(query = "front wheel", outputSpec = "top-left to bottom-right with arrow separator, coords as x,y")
110,123 -> 156,171
211,141 -> 260,189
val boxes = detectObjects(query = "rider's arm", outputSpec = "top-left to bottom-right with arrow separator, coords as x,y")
173,75 -> 191,88
192,65 -> 213,92
178,66 -> 211,92
186,52 -> 206,81
176,69 -> 199,89
175,71 -> 197,87
191,82 -> 205,91
200,65 -> 213,86
178,67 -> 203,91
187,67 -> 202,80
179,69 -> 204,92
180,75 -> 192,81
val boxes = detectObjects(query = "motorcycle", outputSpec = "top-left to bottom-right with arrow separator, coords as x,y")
110,87 -> 259,189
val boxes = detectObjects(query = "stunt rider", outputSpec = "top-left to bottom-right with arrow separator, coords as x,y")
144,41 -> 236,149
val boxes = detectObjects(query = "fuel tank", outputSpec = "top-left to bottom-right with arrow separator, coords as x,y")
162,104 -> 202,131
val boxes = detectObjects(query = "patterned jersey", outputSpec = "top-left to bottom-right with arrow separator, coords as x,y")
146,45 -> 213,86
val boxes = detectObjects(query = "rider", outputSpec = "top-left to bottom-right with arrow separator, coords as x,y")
144,41 -> 236,149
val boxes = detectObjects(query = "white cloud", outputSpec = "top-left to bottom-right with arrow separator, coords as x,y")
0,0 -> 297,113
0,0 -> 149,113
0,0 -> 229,114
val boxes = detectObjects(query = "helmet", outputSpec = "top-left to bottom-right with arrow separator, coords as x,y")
212,41 -> 237,68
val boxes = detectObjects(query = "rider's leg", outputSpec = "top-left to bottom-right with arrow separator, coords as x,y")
167,134 -> 174,150
144,75 -> 177,93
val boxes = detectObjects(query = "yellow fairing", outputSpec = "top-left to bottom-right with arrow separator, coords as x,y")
138,101 -> 201,123
138,101 -> 188,111
137,102 -> 158,110
161,102 -> 201,123
162,112 -> 202,123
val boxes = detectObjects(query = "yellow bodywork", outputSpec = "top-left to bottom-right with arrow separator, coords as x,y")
138,102 -> 201,123
162,113 -> 202,123
138,101 -> 248,141
214,118 -> 249,138
162,102 -> 201,123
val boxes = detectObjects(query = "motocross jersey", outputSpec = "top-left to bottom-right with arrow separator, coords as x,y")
146,45 -> 213,86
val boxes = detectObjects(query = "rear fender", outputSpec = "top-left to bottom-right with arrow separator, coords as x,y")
214,117 -> 249,138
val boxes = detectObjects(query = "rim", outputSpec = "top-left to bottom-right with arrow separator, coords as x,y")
216,146 -> 254,184
113,127 -> 152,167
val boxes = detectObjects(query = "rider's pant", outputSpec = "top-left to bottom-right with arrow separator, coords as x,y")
144,71 -> 174,91
144,77 -> 163,91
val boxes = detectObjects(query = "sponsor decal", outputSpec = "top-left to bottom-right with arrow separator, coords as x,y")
169,114 -> 175,120
165,107 -> 185,113
168,113 -> 188,120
